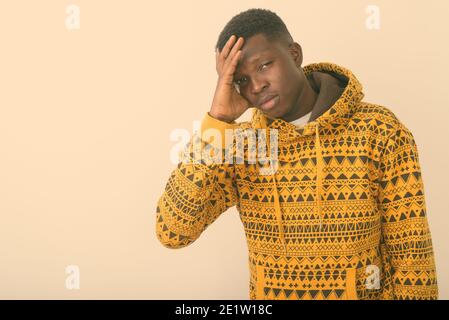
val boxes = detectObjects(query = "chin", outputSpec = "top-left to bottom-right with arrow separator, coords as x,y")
268,106 -> 288,119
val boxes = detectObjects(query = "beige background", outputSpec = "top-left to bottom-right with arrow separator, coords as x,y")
0,0 -> 448,299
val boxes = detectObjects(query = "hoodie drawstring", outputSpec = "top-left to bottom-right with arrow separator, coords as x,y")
264,125 -> 288,256
265,121 -> 324,256
271,168 -> 288,256
315,123 -> 324,233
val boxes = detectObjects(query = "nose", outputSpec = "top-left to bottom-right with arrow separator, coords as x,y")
250,75 -> 269,95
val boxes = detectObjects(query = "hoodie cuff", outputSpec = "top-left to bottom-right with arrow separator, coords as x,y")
200,112 -> 238,149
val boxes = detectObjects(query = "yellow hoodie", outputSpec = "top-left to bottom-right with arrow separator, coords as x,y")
156,62 -> 438,300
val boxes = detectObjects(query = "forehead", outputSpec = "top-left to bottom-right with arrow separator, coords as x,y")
236,34 -> 280,72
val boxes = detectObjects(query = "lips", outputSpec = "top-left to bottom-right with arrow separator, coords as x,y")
257,94 -> 278,107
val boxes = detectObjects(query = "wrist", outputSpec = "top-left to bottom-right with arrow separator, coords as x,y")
208,110 -> 234,124
201,112 -> 238,149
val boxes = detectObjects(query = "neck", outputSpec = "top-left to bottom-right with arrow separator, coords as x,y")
281,80 -> 317,122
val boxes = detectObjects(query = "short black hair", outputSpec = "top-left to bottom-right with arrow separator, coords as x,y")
215,8 -> 293,52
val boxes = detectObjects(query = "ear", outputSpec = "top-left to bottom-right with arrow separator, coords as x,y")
289,42 -> 303,67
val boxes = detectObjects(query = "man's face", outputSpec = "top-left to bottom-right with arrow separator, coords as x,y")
233,33 -> 306,119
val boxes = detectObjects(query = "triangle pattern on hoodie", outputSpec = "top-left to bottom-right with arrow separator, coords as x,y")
156,62 -> 438,300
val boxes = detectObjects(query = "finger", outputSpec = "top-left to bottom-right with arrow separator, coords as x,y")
215,48 -> 220,74
221,35 -> 236,59
223,50 -> 242,85
229,50 -> 242,74
228,37 -> 244,59
223,37 -> 244,71
217,35 -> 237,70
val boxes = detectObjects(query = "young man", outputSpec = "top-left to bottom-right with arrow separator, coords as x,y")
156,9 -> 438,300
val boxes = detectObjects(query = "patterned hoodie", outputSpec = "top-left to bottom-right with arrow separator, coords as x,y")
156,62 -> 438,300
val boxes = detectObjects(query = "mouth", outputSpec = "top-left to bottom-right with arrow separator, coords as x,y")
258,95 -> 279,110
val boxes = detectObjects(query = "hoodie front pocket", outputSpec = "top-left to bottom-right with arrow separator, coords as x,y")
256,264 -> 358,300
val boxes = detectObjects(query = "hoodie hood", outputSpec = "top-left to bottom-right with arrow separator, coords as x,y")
250,62 -> 365,255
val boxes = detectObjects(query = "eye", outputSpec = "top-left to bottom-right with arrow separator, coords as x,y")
235,77 -> 247,86
260,61 -> 272,71
234,62 -> 272,86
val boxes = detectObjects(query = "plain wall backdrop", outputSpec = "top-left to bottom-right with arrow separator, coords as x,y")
0,0 -> 448,299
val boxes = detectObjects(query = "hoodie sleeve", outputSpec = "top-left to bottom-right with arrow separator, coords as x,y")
378,123 -> 439,299
155,112 -> 239,249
